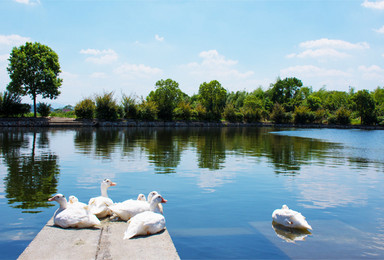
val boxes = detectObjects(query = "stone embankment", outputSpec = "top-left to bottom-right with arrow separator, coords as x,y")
0,117 -> 383,130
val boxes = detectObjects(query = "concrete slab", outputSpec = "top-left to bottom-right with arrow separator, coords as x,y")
18,218 -> 101,260
18,218 -> 180,260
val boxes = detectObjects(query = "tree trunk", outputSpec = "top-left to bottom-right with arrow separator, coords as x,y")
33,94 -> 37,117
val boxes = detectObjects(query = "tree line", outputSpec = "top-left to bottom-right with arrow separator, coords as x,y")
1,42 -> 384,126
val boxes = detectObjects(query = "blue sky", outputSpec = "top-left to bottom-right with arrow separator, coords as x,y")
0,0 -> 384,107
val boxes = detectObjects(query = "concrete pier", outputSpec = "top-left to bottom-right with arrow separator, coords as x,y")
18,218 -> 180,260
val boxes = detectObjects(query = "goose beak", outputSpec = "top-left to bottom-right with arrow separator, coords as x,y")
48,197 -> 54,201
161,198 -> 167,203
110,182 -> 116,186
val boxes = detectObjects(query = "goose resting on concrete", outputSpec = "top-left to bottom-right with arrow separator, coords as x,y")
123,194 -> 167,239
48,194 -> 100,228
88,179 -> 116,218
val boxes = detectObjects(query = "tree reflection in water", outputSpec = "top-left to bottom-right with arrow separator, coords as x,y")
0,129 -> 59,212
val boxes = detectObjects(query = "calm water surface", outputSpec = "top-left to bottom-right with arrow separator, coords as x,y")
0,127 -> 384,259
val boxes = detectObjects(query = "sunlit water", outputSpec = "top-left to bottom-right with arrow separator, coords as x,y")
1,127 -> 384,259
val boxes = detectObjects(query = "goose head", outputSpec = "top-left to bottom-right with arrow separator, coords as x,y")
68,195 -> 79,204
137,194 -> 146,201
147,191 -> 159,203
149,194 -> 167,211
48,194 -> 67,209
100,179 -> 116,197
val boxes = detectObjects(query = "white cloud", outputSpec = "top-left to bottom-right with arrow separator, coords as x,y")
183,50 -> 254,79
358,65 -> 384,81
281,65 -> 351,78
287,48 -> 350,59
80,48 -> 118,65
374,25 -> 384,33
288,38 -> 369,60
0,34 -> 31,46
14,0 -> 40,5
299,38 -> 369,50
362,0 -> 384,10
155,34 -> 164,42
114,63 -> 162,78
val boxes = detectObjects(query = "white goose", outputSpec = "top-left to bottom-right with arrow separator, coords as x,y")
109,191 -> 163,221
88,179 -> 116,218
109,193 -> 151,221
124,194 -> 167,239
48,194 -> 100,228
147,191 -> 163,214
68,195 -> 88,209
272,205 -> 312,230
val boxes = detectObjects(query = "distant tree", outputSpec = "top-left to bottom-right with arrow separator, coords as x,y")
198,80 -> 227,121
0,91 -> 30,117
147,79 -> 183,121
351,90 -> 376,125
269,77 -> 303,110
7,42 -> 62,117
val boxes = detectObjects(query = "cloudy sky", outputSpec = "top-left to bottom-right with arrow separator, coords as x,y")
0,0 -> 384,106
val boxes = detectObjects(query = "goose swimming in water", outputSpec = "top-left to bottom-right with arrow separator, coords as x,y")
272,205 -> 312,230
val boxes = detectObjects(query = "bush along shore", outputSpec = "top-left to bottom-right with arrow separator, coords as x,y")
0,117 -> 383,130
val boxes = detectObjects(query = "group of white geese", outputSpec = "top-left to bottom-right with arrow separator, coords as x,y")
48,179 -> 312,240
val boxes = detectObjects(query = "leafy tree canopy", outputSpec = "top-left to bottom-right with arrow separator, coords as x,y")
198,80 -> 227,120
351,89 -> 376,125
269,77 -> 303,105
7,42 -> 62,117
147,78 -> 183,120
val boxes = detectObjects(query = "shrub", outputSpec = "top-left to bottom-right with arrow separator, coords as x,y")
122,94 -> 139,119
314,108 -> 328,123
193,103 -> 207,121
95,92 -> 119,121
223,104 -> 238,122
293,106 -> 315,124
0,91 -> 31,117
138,100 -> 158,121
270,103 -> 292,123
241,107 -> 262,123
37,102 -> 51,117
75,98 -> 95,119
328,107 -> 351,125
174,101 -> 192,121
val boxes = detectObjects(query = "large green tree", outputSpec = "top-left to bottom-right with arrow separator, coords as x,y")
147,78 -> 183,120
198,80 -> 227,120
269,77 -> 302,111
7,42 -> 62,117
351,89 -> 376,125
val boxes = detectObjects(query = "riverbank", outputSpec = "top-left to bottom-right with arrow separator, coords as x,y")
1,117 -> 383,130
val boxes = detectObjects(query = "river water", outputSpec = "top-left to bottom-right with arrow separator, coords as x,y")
0,127 -> 383,259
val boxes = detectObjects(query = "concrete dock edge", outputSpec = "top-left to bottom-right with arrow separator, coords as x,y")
18,218 -> 180,260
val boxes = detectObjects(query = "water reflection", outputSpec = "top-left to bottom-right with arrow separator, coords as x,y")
272,222 -> 311,243
0,129 -> 59,212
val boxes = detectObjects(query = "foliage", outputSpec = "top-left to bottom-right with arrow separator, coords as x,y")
241,107 -> 262,123
174,101 -> 192,121
269,77 -> 302,110
323,91 -> 350,112
7,42 -> 62,117
314,109 -> 328,123
351,90 -> 377,125
198,80 -> 227,121
0,91 -> 31,117
293,105 -> 315,124
147,79 -> 183,121
37,102 -> 51,117
121,94 -> 139,119
328,107 -> 351,125
75,98 -> 95,119
95,92 -> 119,121
138,100 -> 158,121
270,103 -> 292,123
306,95 -> 322,111
222,104 -> 239,122
226,91 -> 247,109
193,103 -> 207,121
